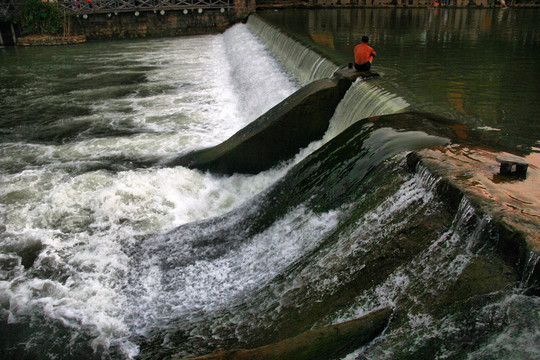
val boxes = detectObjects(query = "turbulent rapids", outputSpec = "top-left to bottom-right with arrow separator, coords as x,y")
1,13 -> 539,360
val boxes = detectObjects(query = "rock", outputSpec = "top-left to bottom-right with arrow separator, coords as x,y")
174,307 -> 393,360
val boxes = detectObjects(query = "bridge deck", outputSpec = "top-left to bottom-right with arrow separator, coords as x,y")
2,0 -> 234,18
62,0 -> 234,14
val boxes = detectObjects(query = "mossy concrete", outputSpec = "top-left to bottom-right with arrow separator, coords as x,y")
174,307 -> 392,360
138,111 -> 536,359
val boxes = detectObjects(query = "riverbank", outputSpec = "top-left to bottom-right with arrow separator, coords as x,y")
16,35 -> 86,46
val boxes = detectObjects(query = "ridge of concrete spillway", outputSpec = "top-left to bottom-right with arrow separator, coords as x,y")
170,69 -> 378,175
174,307 -> 393,360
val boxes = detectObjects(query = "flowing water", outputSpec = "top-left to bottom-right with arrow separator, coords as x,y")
258,8 -> 540,151
0,24 -> 301,358
1,8 -> 539,360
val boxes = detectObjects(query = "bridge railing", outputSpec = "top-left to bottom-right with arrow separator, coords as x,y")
58,0 -> 234,14
2,0 -> 234,17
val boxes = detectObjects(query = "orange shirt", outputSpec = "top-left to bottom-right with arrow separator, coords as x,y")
354,43 -> 376,65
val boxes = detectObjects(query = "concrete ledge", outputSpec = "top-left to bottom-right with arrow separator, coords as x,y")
407,148 -> 540,293
16,35 -> 86,46
333,67 -> 380,82
335,111 -> 539,294
170,75 -> 356,174
174,307 -> 393,360
170,68 -> 381,175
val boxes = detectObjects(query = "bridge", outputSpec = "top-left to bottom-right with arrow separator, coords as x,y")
1,0 -> 235,20
57,0 -> 235,14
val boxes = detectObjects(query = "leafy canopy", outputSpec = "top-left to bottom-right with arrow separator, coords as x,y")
17,0 -> 63,35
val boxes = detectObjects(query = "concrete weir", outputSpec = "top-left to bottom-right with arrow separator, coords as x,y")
331,110 -> 540,293
171,69 -> 378,174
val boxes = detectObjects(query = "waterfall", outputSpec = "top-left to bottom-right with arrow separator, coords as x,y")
324,80 -> 409,141
247,14 -> 409,141
521,252 -> 540,291
246,15 -> 339,85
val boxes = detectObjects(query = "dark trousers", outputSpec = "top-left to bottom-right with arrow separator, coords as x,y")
354,62 -> 371,72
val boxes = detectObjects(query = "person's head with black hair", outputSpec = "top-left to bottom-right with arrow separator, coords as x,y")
362,36 -> 369,43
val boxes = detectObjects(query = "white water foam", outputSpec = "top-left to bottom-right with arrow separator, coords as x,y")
127,205 -> 343,339
0,23 -> 300,359
1,25 -> 298,171
338,197 -> 478,317
335,197 -> 498,360
466,294 -> 540,359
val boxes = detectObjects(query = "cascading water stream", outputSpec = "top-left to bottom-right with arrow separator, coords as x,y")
335,166 -> 540,360
246,15 -> 339,85
323,80 -> 409,142
246,14 -> 409,143
0,23 -> 303,360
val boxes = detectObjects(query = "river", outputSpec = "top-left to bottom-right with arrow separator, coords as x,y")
0,8 -> 538,360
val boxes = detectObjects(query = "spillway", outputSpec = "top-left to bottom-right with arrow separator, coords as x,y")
0,12 -> 538,360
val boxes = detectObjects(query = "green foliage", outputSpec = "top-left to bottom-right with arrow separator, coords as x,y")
17,0 -> 64,36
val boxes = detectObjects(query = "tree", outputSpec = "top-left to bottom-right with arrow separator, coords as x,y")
17,0 -> 63,36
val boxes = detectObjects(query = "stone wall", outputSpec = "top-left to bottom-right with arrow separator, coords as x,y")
16,35 -> 86,46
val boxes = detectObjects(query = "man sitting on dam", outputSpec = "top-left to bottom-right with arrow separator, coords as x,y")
354,36 -> 377,72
